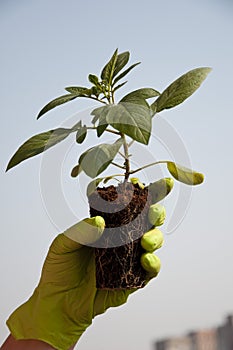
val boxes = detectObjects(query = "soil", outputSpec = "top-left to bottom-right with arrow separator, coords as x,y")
88,182 -> 153,289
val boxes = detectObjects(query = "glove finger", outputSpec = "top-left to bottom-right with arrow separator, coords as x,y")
148,177 -> 174,203
148,204 -> 166,226
93,289 -> 131,317
141,228 -> 164,252
40,234 -> 94,286
64,216 -> 105,246
50,233 -> 83,255
130,177 -> 145,189
140,252 -> 161,278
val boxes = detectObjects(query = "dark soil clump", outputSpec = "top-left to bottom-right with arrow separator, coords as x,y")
88,182 -> 152,289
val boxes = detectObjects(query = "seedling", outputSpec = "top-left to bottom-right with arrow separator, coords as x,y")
6,49 -> 211,289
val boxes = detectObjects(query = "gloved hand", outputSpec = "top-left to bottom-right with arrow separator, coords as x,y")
6,208 -> 164,350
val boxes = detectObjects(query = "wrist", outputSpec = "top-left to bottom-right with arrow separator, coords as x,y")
1,335 -> 76,350
0,335 -> 57,350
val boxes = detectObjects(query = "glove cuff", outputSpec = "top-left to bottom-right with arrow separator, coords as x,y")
6,289 -> 84,350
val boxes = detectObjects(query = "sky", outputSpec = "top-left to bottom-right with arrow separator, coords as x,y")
1,0 -> 233,349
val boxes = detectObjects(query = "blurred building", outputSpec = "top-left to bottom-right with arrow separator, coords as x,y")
217,325 -> 228,350
156,336 -> 191,350
154,314 -> 233,350
217,315 -> 233,350
188,329 -> 217,350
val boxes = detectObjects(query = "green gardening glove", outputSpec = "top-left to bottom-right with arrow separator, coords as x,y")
6,213 -> 164,350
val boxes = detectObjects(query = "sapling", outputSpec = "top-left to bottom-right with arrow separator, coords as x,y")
6,49 -> 211,289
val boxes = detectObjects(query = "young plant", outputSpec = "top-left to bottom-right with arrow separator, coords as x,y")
6,49 -> 211,289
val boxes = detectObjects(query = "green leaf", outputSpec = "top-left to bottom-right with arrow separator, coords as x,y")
113,62 -> 141,85
97,106 -> 111,137
37,94 -> 81,119
121,88 -> 160,101
113,81 -> 128,92
93,103 -> 152,144
90,86 -> 101,97
71,120 -> 82,131
86,175 -> 119,196
91,105 -> 105,124
88,74 -> 99,86
71,164 -> 82,178
100,50 -> 130,86
101,49 -> 118,82
106,103 -> 152,145
79,138 -> 123,178
97,117 -> 108,137
113,51 -> 130,77
101,50 -> 130,85
86,177 -> 104,197
76,125 -> 87,143
167,162 -> 204,185
91,114 -> 99,125
6,128 -> 75,171
151,67 -> 212,114
103,175 -> 117,184
120,88 -> 160,107
65,86 -> 91,94
91,105 -> 111,135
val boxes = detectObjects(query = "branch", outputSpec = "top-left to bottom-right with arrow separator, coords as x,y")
129,160 -> 168,175
111,162 -> 125,170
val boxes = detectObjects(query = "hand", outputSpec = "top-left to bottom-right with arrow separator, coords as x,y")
6,212 -> 164,350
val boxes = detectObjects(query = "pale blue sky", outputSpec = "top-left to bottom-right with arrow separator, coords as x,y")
1,1 -> 233,349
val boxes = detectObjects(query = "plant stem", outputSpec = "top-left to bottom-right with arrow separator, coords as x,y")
128,139 -> 135,148
121,134 -> 130,181
110,87 -> 115,104
118,150 -> 132,160
89,96 -> 107,104
129,160 -> 168,175
111,162 -> 125,170
105,128 -> 121,135
87,126 -> 120,136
